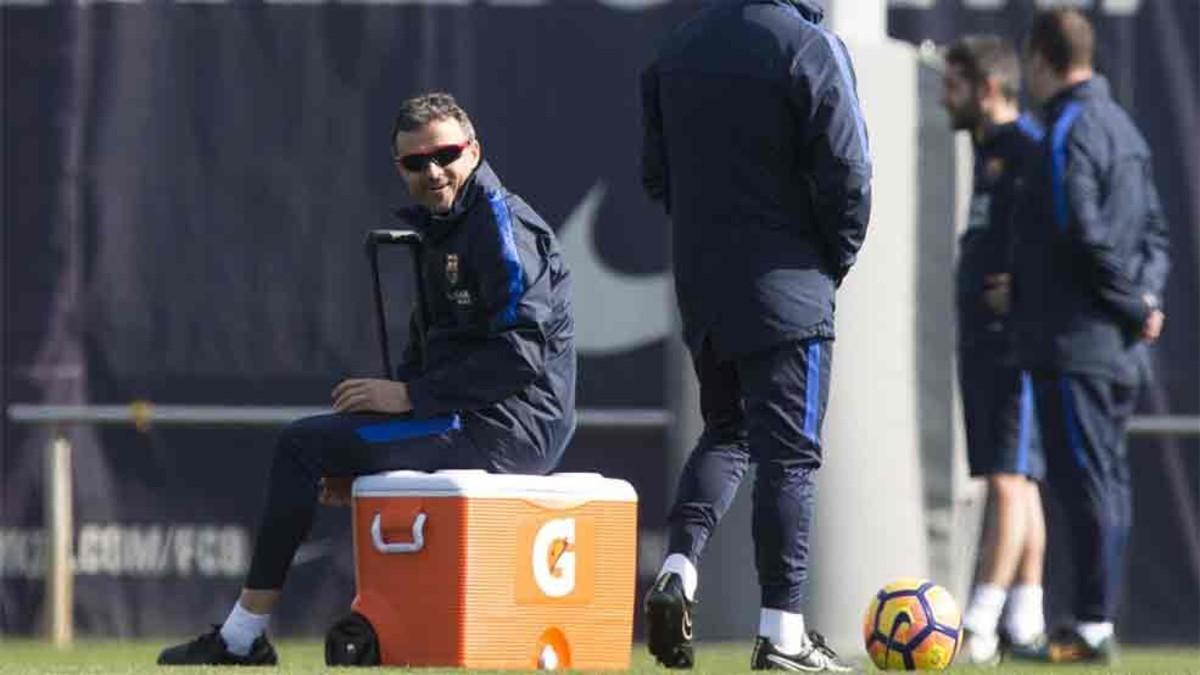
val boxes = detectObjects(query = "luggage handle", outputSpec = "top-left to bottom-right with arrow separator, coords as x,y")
365,228 -> 427,379
370,511 -> 427,554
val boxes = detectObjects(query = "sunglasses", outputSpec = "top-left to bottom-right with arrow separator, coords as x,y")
393,140 -> 472,173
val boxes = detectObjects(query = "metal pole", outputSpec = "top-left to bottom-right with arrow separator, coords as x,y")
1127,415 -> 1200,437
6,403 -> 671,430
828,0 -> 887,46
46,434 -> 73,647
10,403 -> 1197,435
367,239 -> 393,379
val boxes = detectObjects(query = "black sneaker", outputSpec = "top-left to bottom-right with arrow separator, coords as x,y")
1007,625 -> 1117,665
751,632 -> 855,672
644,572 -> 695,668
157,625 -> 279,666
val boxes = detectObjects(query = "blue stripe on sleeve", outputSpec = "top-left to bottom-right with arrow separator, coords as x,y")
1050,102 -> 1084,232
803,341 -> 822,443
355,414 -> 461,443
1016,113 -> 1044,142
485,189 -> 525,328
819,31 -> 871,162
782,2 -> 869,163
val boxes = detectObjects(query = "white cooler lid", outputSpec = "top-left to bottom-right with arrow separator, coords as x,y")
352,470 -> 637,502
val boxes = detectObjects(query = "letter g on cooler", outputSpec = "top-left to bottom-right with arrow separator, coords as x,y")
531,518 -> 576,598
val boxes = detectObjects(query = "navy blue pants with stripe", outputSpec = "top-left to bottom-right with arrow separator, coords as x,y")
1030,370 -> 1136,621
244,412 -> 487,589
667,337 -> 832,613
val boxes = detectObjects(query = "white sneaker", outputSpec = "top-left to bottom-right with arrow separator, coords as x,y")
961,628 -> 1000,666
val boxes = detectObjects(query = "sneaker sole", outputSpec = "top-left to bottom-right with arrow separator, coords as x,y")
645,590 -> 694,669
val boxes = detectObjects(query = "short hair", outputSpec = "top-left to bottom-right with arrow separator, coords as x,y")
391,92 -> 476,150
1026,8 -> 1094,75
944,35 -> 1022,101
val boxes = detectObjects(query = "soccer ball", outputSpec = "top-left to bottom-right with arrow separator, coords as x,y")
862,578 -> 962,670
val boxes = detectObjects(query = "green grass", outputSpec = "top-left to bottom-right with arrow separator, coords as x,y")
0,640 -> 1196,674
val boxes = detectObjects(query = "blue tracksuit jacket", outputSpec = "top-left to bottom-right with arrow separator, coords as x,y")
641,0 -> 872,358
394,161 -> 576,471
1013,77 -> 1170,384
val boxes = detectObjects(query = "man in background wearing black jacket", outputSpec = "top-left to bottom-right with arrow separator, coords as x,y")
640,1 -> 870,671
940,35 -> 1048,665
158,92 -> 576,667
1012,9 -> 1169,665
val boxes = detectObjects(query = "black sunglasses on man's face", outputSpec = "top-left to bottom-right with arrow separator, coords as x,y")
394,139 -> 472,173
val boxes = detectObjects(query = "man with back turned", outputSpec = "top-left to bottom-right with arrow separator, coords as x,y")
1012,9 -> 1169,665
640,1 -> 871,670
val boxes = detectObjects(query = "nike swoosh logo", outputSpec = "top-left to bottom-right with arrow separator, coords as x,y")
764,652 -> 822,672
558,180 -> 672,356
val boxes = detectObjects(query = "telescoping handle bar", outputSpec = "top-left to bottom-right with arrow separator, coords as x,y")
364,229 -> 428,379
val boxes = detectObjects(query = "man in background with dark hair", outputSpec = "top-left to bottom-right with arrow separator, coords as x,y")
1013,9 -> 1169,664
640,0 -> 870,671
940,34 -> 1047,665
157,92 -> 576,666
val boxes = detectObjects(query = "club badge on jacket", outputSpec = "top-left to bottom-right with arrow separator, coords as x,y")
445,253 -> 473,307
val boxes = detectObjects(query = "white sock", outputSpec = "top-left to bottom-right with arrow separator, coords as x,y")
759,608 -> 806,655
1002,584 -> 1045,644
219,602 -> 269,657
659,553 -> 698,602
962,583 -> 1007,636
1075,621 -> 1114,648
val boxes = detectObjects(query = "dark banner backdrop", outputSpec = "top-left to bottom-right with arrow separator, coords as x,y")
1,0 -> 689,638
3,0 -> 1196,642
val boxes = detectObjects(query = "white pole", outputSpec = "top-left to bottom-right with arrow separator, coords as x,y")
827,0 -> 887,46
804,36 -> 934,651
46,435 -> 74,647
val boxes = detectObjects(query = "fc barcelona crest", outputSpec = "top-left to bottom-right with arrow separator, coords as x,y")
985,157 -> 1005,181
445,253 -> 460,285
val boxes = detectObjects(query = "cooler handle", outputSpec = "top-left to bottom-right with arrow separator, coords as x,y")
370,512 -> 427,554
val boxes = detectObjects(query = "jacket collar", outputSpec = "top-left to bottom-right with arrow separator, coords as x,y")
785,0 -> 825,23
736,0 -> 825,24
975,120 -> 1013,153
1044,75 -> 1110,120
396,160 -> 503,240
976,113 -> 1036,151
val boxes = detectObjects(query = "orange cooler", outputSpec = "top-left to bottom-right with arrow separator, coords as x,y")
350,470 -> 638,670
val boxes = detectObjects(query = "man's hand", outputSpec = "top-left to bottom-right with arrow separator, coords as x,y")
1142,309 -> 1165,343
983,273 -> 1011,316
318,477 -> 353,507
331,378 -> 413,414
1140,294 -> 1164,343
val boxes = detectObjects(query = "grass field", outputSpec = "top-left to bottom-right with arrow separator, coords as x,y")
0,640 -> 1197,674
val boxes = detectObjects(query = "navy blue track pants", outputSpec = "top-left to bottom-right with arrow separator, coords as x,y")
1030,370 -> 1136,621
667,337 -> 832,613
244,412 -> 487,589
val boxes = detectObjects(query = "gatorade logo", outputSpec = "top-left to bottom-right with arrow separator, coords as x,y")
531,518 -> 576,598
517,516 -> 592,604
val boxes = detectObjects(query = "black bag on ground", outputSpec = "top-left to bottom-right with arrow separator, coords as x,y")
324,611 -> 381,666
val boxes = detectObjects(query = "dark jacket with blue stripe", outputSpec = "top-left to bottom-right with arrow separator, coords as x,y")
641,0 -> 872,358
957,117 -> 1042,361
1013,77 -> 1170,384
394,161 -> 576,472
